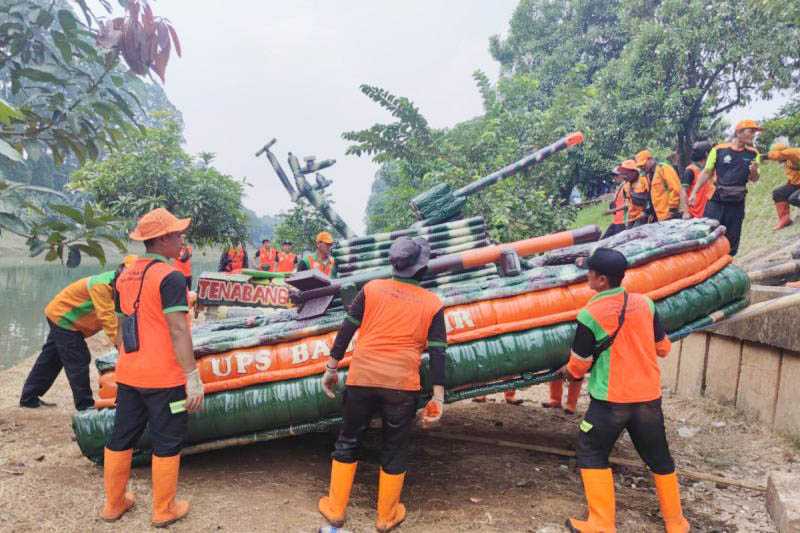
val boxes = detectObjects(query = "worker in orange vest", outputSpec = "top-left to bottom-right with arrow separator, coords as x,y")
174,236 -> 193,289
681,141 -> 714,219
618,160 -> 650,228
218,241 -> 249,272
601,164 -> 631,239
256,238 -> 278,271
297,231 -> 337,277
100,208 -> 204,527
275,240 -> 297,273
636,150 -> 687,221
766,142 -> 800,230
318,237 -> 446,532
560,248 -> 688,533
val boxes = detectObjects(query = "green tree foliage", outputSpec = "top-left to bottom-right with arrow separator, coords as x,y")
70,118 -> 249,246
244,208 -> 277,245
274,196 -> 336,254
760,98 -> 800,148
0,0 -> 183,265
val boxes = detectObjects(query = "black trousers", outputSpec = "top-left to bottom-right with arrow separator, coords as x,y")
332,386 -> 418,475
601,223 -> 625,239
773,183 -> 800,206
107,383 -> 188,457
20,320 -> 94,410
184,275 -> 192,290
703,199 -> 745,256
576,397 -> 675,475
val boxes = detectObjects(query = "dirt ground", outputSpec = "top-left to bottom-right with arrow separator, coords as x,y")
1,338 -> 798,533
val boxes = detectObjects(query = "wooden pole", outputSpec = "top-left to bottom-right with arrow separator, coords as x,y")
425,432 -> 766,492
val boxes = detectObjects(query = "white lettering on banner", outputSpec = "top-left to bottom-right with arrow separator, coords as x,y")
234,352 -> 254,374
210,355 -> 233,377
445,309 -> 476,333
254,350 -> 272,371
311,340 -> 330,360
291,344 -> 310,365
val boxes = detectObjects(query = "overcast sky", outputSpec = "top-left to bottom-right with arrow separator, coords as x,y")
152,1 -> 519,234
151,1 -> 788,236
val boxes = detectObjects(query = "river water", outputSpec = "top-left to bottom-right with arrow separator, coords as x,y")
0,259 -> 218,369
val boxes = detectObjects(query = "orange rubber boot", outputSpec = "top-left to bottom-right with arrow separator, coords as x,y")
151,455 -> 190,528
565,380 -> 583,414
542,380 -> 563,408
376,469 -> 407,532
318,460 -> 357,527
505,390 -> 523,405
100,448 -> 135,522
774,202 -> 793,230
653,472 -> 690,533
566,468 -> 616,532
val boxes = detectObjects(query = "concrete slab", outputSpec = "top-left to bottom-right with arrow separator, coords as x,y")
677,333 -> 707,398
704,335 -> 742,404
775,351 -> 800,436
737,342 -> 781,425
767,471 -> 800,533
659,339 -> 681,392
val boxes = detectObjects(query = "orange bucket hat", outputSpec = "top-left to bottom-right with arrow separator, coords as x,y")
735,119 -> 761,132
613,159 -> 640,175
634,150 -> 653,168
129,208 -> 191,241
316,231 -> 334,244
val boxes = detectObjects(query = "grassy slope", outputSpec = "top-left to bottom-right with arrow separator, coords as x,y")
569,163 -> 800,266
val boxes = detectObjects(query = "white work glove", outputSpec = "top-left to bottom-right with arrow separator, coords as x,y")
322,363 -> 339,399
184,368 -> 205,413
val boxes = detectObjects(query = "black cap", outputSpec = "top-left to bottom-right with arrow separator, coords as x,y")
587,247 -> 628,279
389,237 -> 430,278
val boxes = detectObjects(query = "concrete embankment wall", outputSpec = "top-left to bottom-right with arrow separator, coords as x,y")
659,285 -> 800,438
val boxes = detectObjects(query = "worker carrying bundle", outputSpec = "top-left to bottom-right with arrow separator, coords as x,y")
317,236 -> 447,532
559,248 -> 689,533
766,142 -> 800,230
636,150 -> 687,221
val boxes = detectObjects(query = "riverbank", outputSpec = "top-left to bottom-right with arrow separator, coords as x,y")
1,340 -> 797,532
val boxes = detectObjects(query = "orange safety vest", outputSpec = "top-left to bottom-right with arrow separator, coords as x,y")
346,279 -> 443,391
174,244 -> 192,277
624,175 -> 650,223
228,247 -> 245,271
305,253 -> 335,277
258,245 -> 277,270
276,251 -> 296,272
686,163 -> 714,218
649,163 -> 682,221
611,185 -> 627,225
114,256 -> 189,389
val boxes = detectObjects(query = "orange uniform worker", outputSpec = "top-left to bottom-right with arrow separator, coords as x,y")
256,238 -> 278,271
218,241 -> 249,272
100,208 -> 204,527
602,165 -> 631,239
174,238 -> 192,289
275,240 -> 298,273
766,143 -> 800,230
681,141 -> 714,219
617,160 -> 649,228
690,119 -> 762,256
560,248 -> 688,533
318,237 -> 447,532
19,271 -> 119,410
636,150 -> 687,221
297,231 -> 337,277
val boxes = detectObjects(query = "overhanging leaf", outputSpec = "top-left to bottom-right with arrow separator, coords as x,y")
0,211 -> 30,236
0,139 -> 22,162
50,203 -> 84,223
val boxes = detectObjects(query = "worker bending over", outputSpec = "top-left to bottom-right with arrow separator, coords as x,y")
560,248 -> 688,533
318,236 -> 446,532
690,120 -> 761,256
298,231 -> 337,277
766,142 -> 800,230
636,150 -> 687,221
20,269 -> 120,410
100,208 -> 204,527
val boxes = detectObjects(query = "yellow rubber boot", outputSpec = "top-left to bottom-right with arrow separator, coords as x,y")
100,448 -> 135,522
566,468 -> 616,532
653,472 -> 690,533
376,469 -> 407,532
151,454 -> 190,528
318,460 -> 357,527
542,380 -> 563,408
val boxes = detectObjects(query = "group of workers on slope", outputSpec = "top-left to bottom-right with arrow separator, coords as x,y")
604,119 -> 800,257
219,231 -> 338,278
